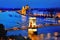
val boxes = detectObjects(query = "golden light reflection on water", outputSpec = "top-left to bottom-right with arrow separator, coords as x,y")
28,32 -> 59,40
47,33 -> 51,39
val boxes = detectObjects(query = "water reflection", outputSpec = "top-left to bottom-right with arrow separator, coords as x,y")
38,32 -> 60,40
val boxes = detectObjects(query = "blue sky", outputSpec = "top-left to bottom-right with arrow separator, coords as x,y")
0,0 -> 60,8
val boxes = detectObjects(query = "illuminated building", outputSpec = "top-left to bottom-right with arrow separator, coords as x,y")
21,6 -> 26,15
25,5 -> 29,10
17,5 -> 29,15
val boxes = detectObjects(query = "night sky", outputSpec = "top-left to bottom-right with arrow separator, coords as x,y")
0,0 -> 60,8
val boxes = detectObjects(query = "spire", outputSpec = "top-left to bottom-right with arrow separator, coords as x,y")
21,6 -> 26,15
